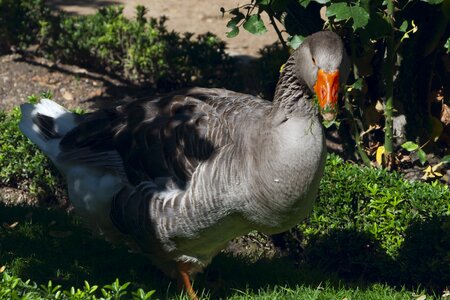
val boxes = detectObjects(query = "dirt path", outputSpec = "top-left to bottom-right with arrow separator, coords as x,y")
47,0 -> 279,57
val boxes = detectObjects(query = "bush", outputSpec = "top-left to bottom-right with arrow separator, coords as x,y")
0,0 -> 51,53
299,154 -> 450,288
40,6 -> 233,88
0,105 -> 63,202
0,2 -> 234,91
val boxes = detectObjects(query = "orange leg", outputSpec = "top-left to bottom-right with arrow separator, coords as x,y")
177,262 -> 199,300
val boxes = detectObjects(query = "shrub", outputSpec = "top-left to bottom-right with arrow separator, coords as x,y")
299,154 -> 450,288
0,104 -> 64,203
0,0 -> 51,53
1,2 -> 234,90
1,3 -> 234,91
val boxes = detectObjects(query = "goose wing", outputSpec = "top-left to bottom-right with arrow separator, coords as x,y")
59,87 -> 270,186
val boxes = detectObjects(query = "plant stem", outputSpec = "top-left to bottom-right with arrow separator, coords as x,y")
267,9 -> 287,51
383,0 -> 396,170
344,94 -> 372,167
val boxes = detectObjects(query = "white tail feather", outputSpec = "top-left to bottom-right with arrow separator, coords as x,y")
19,99 -> 76,161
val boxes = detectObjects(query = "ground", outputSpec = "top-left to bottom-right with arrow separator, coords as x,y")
1,0 -> 280,111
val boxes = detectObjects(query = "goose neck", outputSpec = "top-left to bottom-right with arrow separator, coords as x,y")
270,57 -> 318,122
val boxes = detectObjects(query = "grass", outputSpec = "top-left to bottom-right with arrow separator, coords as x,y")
0,200 -> 443,299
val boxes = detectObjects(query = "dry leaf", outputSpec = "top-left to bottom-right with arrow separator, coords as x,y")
375,100 -> 384,112
2,221 -> 18,229
320,6 -> 328,22
422,164 -> 444,180
360,124 -> 381,138
416,295 -> 426,300
441,104 -> 450,126
0,266 -> 5,273
62,91 -> 74,101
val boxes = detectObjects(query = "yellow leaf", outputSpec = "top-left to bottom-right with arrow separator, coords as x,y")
422,164 -> 444,180
432,162 -> 444,171
412,20 -> 418,33
279,64 -> 285,73
376,146 -> 385,166
0,266 -> 5,273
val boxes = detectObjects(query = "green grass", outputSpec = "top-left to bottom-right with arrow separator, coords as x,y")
0,199 -> 441,299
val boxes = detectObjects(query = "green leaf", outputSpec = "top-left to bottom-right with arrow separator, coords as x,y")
399,20 -> 408,32
287,35 -> 304,49
351,78 -> 364,90
442,155 -> 450,163
299,0 -> 312,7
418,149 -> 427,165
327,3 -> 351,20
326,3 -> 369,30
311,0 -> 330,4
257,0 -> 271,5
226,14 -> 244,38
227,13 -> 244,27
226,26 -> 239,38
420,0 -> 444,4
348,6 -> 370,29
366,12 -> 392,39
445,37 -> 450,53
243,14 -> 267,35
401,141 -> 419,152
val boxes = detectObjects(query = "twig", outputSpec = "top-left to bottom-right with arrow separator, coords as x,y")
267,9 -> 287,51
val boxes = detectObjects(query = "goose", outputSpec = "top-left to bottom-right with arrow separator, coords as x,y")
19,31 -> 349,299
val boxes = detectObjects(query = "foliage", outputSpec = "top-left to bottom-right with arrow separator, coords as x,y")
224,0 -> 450,167
0,0 -> 51,53
39,6 -> 233,89
0,272 -> 156,300
300,154 -> 450,288
0,271 -> 429,300
0,100 -> 63,202
0,2 -> 233,91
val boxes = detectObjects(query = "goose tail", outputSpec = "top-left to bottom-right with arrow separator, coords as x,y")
19,99 -> 77,162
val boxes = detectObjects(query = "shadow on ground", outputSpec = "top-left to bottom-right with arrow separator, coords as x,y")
47,0 -> 121,12
301,217 -> 450,294
1,203 -> 448,299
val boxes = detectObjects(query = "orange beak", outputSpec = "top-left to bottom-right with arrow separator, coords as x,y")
313,69 -> 340,121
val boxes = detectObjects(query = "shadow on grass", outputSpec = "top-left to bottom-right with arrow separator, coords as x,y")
0,203 -> 370,299
301,217 -> 450,294
2,203 -> 448,299
0,204 -> 173,297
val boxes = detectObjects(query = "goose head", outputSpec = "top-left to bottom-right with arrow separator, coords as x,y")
293,31 -> 350,121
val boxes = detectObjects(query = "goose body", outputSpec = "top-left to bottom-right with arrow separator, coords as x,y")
20,31 -> 349,297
